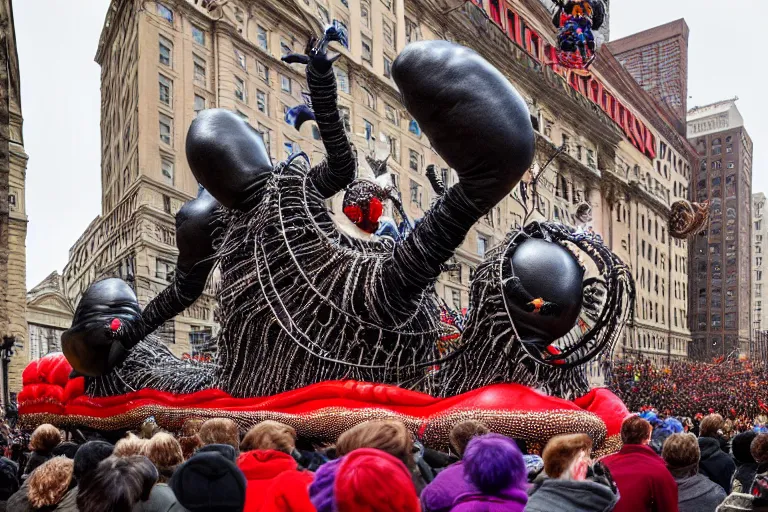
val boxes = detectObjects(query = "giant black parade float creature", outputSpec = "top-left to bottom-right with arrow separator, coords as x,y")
19,28 -> 637,453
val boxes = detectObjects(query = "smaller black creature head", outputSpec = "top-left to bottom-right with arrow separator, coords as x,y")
61,278 -> 144,378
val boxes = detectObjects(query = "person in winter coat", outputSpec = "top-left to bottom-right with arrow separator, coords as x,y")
730,431 -> 758,494
700,414 -> 730,454
662,433 -> 726,512
48,440 -> 116,512
7,456 -> 76,512
138,433 -> 186,512
336,419 -> 428,494
77,456 -> 158,512
447,433 -> 527,512
113,433 -> 149,458
170,452 -> 247,512
0,456 -> 19,512
421,420 -> 489,512
716,474 -> 768,512
600,415 -> 679,512
199,418 -> 241,457
237,421 -> 314,512
742,433 -> 768,498
699,428 -> 736,494
309,448 -> 420,512
526,433 -> 619,512
22,424 -> 61,480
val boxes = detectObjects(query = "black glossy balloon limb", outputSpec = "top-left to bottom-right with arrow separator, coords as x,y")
186,109 -> 273,211
392,41 -> 535,210
61,278 -> 143,378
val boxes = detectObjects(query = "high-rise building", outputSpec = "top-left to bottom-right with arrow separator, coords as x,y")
608,19 -> 689,136
21,0 -> 692,393
687,99 -> 753,360
0,0 -> 29,400
752,193 -> 768,332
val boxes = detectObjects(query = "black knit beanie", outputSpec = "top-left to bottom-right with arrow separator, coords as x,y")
169,452 -> 246,512
73,441 -> 115,481
733,430 -> 758,464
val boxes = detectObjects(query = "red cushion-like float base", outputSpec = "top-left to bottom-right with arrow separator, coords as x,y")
18,353 -> 629,453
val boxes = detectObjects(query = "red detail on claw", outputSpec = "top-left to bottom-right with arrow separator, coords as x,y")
110,318 -> 122,332
545,345 -> 566,366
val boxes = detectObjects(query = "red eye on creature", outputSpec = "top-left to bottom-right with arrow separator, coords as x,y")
368,197 -> 383,224
110,318 -> 122,332
343,205 -> 363,224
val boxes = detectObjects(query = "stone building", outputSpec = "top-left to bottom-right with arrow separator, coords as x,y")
47,0 -> 694,390
26,272 -> 73,362
0,0 -> 28,403
753,193 -> 768,332
687,99 -> 753,360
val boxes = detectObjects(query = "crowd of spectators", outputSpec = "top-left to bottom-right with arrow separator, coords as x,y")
1,410 -> 768,511
611,358 -> 768,431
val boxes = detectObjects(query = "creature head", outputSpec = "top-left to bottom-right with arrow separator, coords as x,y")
465,222 -> 633,395
61,278 -> 144,377
342,180 -> 387,234
186,109 -> 274,212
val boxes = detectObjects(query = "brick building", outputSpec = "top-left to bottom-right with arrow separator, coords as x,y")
687,99 -> 753,360
608,19 -> 689,137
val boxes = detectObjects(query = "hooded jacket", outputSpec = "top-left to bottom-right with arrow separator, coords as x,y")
674,474 -> 726,512
421,462 -> 474,512
699,437 -> 736,494
450,486 -> 526,512
600,443 -> 679,512
525,479 -> 618,512
237,450 -> 314,512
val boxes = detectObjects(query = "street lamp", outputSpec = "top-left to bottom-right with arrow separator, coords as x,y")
1,335 -> 15,417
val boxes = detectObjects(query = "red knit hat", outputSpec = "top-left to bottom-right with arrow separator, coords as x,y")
334,448 -> 420,512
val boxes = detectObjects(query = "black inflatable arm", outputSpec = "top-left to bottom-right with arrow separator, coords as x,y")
425,164 -> 446,195
284,32 -> 357,198
140,188 -> 224,333
383,41 -> 535,298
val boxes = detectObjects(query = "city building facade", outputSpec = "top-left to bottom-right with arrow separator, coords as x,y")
0,0 -> 29,401
26,272 -> 73,363
752,193 -> 768,332
687,99 -> 753,360
608,19 -> 689,136
22,0 -> 693,392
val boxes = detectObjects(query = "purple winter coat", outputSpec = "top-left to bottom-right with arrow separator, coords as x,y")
450,487 -> 528,512
421,462 -> 475,512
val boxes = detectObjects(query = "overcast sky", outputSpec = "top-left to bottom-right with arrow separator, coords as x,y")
14,1 -> 764,289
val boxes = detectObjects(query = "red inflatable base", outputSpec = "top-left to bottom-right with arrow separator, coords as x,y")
18,353 -> 629,453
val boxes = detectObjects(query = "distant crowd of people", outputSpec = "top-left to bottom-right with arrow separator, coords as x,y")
1,410 -> 768,511
611,358 -> 768,431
